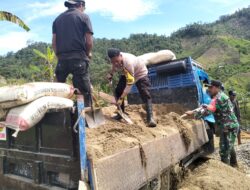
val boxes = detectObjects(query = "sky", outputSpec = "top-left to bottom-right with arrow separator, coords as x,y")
0,0 -> 249,55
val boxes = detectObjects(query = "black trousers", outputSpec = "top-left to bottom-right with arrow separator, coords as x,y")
115,75 -> 127,112
55,59 -> 91,107
115,75 -> 152,112
135,76 -> 152,103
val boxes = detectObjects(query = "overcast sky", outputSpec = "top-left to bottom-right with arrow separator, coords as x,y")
0,0 -> 249,55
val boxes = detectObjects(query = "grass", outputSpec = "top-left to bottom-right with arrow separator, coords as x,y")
219,36 -> 250,64
179,36 -> 250,69
178,35 -> 250,68
224,73 -> 250,94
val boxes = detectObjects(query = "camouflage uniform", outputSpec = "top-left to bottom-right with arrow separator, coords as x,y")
195,92 -> 239,165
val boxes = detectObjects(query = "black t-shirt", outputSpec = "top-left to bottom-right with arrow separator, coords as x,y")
52,8 -> 93,60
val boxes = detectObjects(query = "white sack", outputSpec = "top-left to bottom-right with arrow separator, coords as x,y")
0,109 -> 7,120
0,82 -> 74,108
1,97 -> 74,135
137,50 -> 176,66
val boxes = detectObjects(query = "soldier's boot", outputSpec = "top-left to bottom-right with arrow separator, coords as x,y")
221,155 -> 230,165
230,149 -> 238,168
237,133 -> 242,145
146,100 -> 157,128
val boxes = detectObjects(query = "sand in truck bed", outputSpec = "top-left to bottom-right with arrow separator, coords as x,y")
86,104 -> 198,160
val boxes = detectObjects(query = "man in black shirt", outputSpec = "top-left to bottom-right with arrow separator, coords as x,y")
52,0 -> 93,106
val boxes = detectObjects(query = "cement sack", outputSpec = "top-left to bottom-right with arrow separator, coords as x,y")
0,82 -> 74,109
137,50 -> 176,66
0,109 -> 7,120
1,96 -> 74,137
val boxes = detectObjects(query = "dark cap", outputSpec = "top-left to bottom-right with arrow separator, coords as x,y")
64,0 -> 85,7
229,90 -> 237,96
107,48 -> 121,59
205,80 -> 222,88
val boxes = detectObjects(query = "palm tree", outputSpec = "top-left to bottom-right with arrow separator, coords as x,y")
33,47 -> 57,82
0,11 -> 30,31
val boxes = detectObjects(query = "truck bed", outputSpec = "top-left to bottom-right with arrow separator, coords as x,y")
86,104 -> 208,190
0,104 -> 208,190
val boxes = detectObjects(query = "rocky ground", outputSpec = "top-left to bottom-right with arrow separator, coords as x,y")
179,136 -> 250,190
214,132 -> 250,175
236,141 -> 250,176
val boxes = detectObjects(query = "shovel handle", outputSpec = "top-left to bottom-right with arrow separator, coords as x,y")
92,94 -> 100,107
180,114 -> 188,119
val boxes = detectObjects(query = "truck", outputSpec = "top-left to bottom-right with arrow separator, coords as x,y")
0,57 -> 213,190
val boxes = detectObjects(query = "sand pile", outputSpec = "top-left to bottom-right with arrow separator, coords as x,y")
86,104 -> 195,160
179,159 -> 250,190
236,142 -> 250,176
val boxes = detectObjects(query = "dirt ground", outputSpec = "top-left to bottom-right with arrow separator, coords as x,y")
179,158 -> 250,190
86,104 -> 195,160
179,137 -> 250,190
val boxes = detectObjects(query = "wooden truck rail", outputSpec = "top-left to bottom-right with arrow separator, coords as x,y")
88,121 -> 208,190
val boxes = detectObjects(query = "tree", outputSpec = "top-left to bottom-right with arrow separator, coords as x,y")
33,47 -> 57,82
0,11 -> 30,31
247,82 -> 250,92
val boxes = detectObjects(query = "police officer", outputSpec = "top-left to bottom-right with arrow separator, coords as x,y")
107,48 -> 157,128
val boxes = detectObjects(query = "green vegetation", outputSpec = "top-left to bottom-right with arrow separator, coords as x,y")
172,22 -> 212,38
0,42 -> 48,83
212,7 -> 250,39
33,47 -> 57,82
0,11 -> 30,31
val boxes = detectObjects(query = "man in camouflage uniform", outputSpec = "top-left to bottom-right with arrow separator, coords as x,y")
229,90 -> 241,145
186,80 -> 239,166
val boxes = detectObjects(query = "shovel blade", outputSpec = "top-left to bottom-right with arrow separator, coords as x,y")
85,108 -> 105,128
117,110 -> 134,125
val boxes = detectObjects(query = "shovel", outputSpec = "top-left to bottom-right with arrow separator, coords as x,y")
85,94 -> 105,128
116,104 -> 133,124
93,83 -> 134,125
180,107 -> 205,119
97,91 -> 133,124
180,113 -> 188,119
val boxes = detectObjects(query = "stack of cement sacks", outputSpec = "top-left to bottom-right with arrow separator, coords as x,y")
0,82 -> 75,137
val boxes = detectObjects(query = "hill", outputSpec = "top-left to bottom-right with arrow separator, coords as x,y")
212,7 -> 250,39
0,6 -> 249,124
